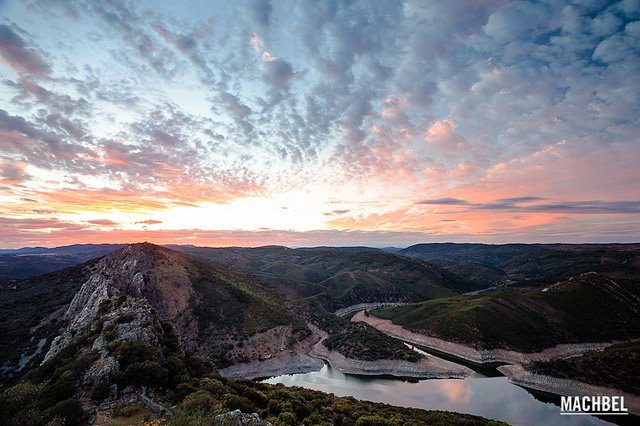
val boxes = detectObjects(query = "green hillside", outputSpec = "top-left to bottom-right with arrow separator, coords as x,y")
174,246 -> 473,310
374,272 -> 640,352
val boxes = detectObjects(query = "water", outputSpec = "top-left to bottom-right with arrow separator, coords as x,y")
263,364 -> 617,426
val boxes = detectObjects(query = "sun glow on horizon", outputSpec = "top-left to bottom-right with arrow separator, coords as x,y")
0,0 -> 639,248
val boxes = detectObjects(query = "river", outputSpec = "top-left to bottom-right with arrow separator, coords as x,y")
262,346 -> 630,426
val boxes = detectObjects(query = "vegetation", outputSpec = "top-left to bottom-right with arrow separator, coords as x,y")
0,259 -> 99,373
0,333 -> 503,426
175,245 -> 467,310
323,322 -> 420,362
374,273 -> 640,352
526,341 -> 640,395
295,298 -> 419,362
399,243 -> 640,288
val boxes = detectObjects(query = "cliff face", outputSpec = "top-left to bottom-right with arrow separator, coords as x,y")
43,243 -> 306,370
43,243 -> 192,364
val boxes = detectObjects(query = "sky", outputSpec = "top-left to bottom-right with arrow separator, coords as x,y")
0,0 -> 639,248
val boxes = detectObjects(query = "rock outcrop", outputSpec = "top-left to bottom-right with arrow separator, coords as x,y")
214,409 -> 272,425
42,243 -> 306,371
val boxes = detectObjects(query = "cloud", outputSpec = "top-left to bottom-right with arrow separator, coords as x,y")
418,197 -> 640,214
87,219 -> 118,226
323,209 -> 351,216
136,219 -> 162,225
1,0 -> 639,245
0,160 -> 29,184
0,22 -> 51,78
416,198 -> 471,206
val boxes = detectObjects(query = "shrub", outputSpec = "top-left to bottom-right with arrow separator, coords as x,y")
223,394 -> 256,413
90,380 -> 111,402
122,361 -> 168,388
43,398 -> 85,426
200,377 -> 225,395
355,415 -> 395,426
182,390 -> 215,412
278,412 -> 297,425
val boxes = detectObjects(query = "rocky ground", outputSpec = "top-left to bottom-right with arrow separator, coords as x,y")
219,351 -> 323,379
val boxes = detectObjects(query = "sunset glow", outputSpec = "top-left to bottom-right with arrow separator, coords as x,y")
1,0 -> 639,248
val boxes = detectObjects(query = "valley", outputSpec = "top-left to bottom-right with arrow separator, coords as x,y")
1,242 -> 639,425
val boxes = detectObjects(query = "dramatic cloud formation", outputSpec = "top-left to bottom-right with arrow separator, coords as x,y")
0,0 -> 638,247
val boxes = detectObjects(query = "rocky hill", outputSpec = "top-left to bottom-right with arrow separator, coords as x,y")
43,243 -> 308,369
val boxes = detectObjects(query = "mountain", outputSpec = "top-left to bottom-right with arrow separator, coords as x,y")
373,271 -> 640,352
46,243 -> 308,368
0,244 -> 125,282
172,245 -> 474,309
527,340 -> 640,395
399,243 -> 640,288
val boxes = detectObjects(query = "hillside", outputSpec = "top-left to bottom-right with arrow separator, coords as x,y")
0,259 -> 100,377
173,245 -> 474,309
52,243 -> 310,368
399,243 -> 640,288
526,341 -> 640,395
373,272 -> 640,352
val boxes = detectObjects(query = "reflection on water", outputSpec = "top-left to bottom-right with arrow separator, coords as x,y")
262,364 -> 612,426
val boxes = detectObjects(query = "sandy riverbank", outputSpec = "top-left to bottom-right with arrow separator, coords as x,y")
354,311 -> 616,364
498,364 -> 640,416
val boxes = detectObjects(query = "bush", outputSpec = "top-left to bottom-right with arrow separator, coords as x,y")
165,356 -> 190,388
200,377 -> 225,395
90,380 -> 111,402
224,394 -> 256,413
122,361 -> 168,388
43,398 -> 85,426
278,412 -> 297,425
182,390 -> 215,412
355,415 -> 395,426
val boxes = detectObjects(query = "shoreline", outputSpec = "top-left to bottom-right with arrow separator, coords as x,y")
498,364 -> 640,416
221,322 -> 473,380
334,302 -> 411,318
220,351 -> 324,380
353,311 -> 618,365
308,333 -> 472,379
356,310 -> 640,415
